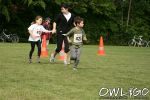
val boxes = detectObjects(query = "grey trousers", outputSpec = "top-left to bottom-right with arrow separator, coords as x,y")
70,45 -> 81,68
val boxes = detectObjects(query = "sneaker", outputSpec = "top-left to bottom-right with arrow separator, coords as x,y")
37,57 -> 40,63
64,60 -> 68,65
73,67 -> 77,71
29,59 -> 32,64
67,61 -> 71,65
49,54 -> 55,63
64,60 -> 71,65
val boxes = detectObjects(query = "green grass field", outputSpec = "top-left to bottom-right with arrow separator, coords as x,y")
0,43 -> 150,100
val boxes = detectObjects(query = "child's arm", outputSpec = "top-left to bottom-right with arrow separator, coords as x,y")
62,28 -> 74,36
82,29 -> 87,41
83,35 -> 87,41
67,36 -> 71,43
82,30 -> 89,44
43,30 -> 52,33
41,26 -> 52,33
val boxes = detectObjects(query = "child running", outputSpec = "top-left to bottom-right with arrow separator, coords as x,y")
41,17 -> 52,47
63,16 -> 87,70
28,15 -> 52,63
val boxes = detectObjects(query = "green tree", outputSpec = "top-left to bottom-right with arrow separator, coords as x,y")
0,0 -> 150,44
0,0 -> 11,21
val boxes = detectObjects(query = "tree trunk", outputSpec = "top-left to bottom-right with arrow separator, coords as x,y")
126,0 -> 132,30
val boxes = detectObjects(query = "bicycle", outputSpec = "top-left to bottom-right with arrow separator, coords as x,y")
0,29 -> 19,43
128,35 -> 148,47
146,41 -> 150,47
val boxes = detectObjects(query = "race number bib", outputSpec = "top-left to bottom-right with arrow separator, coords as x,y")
73,34 -> 82,43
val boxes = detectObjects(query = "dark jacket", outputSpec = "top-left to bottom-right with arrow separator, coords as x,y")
55,12 -> 75,34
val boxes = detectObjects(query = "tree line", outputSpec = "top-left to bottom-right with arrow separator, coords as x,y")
0,0 -> 150,45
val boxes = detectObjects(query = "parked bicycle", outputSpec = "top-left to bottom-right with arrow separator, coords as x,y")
0,29 -> 19,43
147,41 -> 150,47
128,35 -> 148,47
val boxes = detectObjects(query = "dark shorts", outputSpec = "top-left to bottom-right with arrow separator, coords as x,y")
55,34 -> 70,53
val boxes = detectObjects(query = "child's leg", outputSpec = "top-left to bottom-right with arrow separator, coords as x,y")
76,47 -> 81,61
36,40 -> 41,57
29,41 -> 36,59
74,48 -> 81,68
67,51 -> 71,64
70,46 -> 77,60
36,40 -> 41,63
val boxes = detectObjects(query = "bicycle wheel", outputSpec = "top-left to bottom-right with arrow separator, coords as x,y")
15,36 -> 19,43
0,36 -> 4,42
0,34 -> 6,42
11,36 -> 16,43
128,40 -> 135,46
141,40 -> 147,47
11,36 -> 18,43
2,36 -> 7,42
146,41 -> 150,47
12,34 -> 19,43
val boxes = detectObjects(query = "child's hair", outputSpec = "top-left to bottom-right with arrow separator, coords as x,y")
30,16 -> 43,25
35,15 -> 43,22
74,16 -> 84,26
45,17 -> 51,21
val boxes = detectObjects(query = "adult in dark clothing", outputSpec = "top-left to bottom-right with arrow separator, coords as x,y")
50,3 -> 75,64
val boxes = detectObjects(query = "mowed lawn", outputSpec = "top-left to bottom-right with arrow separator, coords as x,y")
0,43 -> 150,100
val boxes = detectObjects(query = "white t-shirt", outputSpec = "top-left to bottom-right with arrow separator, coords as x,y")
28,24 -> 50,41
63,12 -> 71,22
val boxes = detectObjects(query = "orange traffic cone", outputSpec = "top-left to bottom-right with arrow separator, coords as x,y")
41,33 -> 48,57
58,41 -> 65,60
98,36 -> 105,55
